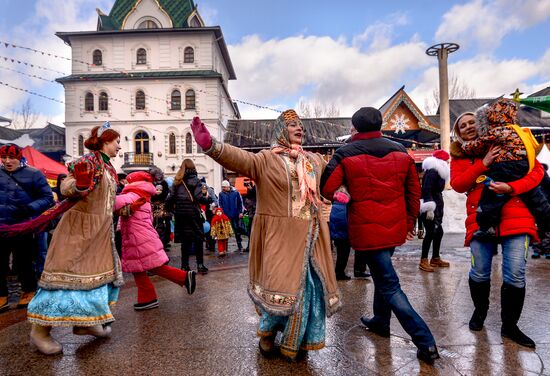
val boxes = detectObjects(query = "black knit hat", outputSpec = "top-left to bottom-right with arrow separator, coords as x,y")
352,107 -> 382,132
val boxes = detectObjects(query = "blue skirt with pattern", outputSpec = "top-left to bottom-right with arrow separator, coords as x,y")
258,261 -> 326,357
27,284 -> 119,327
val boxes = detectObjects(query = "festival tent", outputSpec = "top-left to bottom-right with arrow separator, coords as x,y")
21,146 -> 68,187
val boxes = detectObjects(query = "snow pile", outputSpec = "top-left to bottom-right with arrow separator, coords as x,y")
442,189 -> 467,234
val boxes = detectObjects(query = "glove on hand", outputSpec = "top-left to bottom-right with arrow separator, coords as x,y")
426,211 -> 435,221
130,197 -> 147,213
74,162 -> 94,190
190,116 -> 212,150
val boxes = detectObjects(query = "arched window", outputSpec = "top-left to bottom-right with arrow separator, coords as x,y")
78,135 -> 84,156
136,90 -> 146,110
184,47 -> 194,63
171,90 -> 181,110
84,92 -> 94,111
92,50 -> 102,66
185,133 -> 192,154
138,20 -> 159,29
135,131 -> 150,154
185,89 -> 196,110
169,133 -> 176,154
137,48 -> 147,65
99,92 -> 108,111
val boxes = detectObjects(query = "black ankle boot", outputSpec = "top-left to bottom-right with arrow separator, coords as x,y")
197,264 -> 209,274
500,283 -> 535,348
468,278 -> 490,331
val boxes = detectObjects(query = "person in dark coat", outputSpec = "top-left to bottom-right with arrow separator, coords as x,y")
149,166 -> 172,251
167,159 -> 208,274
218,180 -> 245,251
242,180 -> 256,253
418,150 -> 451,272
321,107 -> 439,364
0,144 -> 53,312
197,181 -> 216,254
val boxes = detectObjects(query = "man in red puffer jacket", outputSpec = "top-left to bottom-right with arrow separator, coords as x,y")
321,107 -> 439,364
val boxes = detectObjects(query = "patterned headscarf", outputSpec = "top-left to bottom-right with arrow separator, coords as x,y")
271,109 -> 320,210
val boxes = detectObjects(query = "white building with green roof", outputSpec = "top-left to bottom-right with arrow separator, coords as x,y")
56,0 -> 239,190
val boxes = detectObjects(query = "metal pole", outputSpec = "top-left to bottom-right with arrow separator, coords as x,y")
426,43 -> 459,153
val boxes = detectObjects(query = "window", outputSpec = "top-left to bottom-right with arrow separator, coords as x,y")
184,47 -> 194,63
138,20 -> 159,29
99,92 -> 108,111
136,90 -> 145,110
44,134 -> 63,147
169,133 -> 176,154
185,89 -> 196,110
135,131 -> 150,154
189,15 -> 202,27
171,90 -> 181,110
137,48 -> 147,65
78,135 -> 84,155
92,50 -> 102,66
85,93 -> 94,111
185,133 -> 192,154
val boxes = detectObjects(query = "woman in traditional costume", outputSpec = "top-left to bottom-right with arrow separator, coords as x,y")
190,110 -> 341,360
27,123 -> 124,355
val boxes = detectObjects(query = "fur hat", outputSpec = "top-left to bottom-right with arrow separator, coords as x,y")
0,144 -> 23,160
221,180 -> 231,187
352,107 -> 382,132
432,149 -> 450,161
126,171 -> 153,184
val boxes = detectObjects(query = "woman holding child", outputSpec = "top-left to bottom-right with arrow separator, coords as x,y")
451,106 -> 544,348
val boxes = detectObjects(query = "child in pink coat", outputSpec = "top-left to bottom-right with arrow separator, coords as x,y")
115,171 -> 196,310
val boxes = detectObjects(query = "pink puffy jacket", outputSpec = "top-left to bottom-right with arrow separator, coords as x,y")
115,182 -> 168,273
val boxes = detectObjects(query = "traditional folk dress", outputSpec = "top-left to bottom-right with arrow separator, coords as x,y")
210,208 -> 233,256
27,152 -> 123,326
204,111 -> 341,358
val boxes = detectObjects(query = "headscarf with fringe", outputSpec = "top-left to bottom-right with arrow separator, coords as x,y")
270,109 -> 320,210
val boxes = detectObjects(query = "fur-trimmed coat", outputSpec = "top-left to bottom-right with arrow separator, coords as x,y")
419,156 -> 449,225
204,140 -> 341,318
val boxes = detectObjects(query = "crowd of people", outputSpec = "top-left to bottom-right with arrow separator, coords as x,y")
0,97 -> 548,364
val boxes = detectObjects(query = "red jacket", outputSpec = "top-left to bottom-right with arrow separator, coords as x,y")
450,142 -> 542,246
321,131 -> 420,251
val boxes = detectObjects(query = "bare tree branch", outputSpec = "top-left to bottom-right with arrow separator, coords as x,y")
11,99 -> 39,129
424,74 -> 476,115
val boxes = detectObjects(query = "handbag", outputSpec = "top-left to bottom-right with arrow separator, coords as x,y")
182,182 -> 207,223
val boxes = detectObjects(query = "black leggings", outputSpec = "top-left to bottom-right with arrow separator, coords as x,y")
421,215 -> 444,259
181,238 -> 204,269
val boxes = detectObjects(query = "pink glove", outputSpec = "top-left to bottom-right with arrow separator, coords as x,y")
190,116 -> 212,150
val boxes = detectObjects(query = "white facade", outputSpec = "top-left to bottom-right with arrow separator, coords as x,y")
59,4 -> 237,192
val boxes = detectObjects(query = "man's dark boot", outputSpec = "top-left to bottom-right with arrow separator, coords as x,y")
501,283 -> 535,348
360,316 -> 390,337
468,278 -> 490,331
417,345 -> 440,364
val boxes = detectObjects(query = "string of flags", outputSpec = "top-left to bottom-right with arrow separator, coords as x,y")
0,40 -> 443,148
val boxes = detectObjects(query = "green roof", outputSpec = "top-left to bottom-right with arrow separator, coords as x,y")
99,0 -> 196,30
56,70 -> 222,83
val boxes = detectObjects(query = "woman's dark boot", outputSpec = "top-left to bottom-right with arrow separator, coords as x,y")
500,283 -> 535,348
468,278 -> 490,331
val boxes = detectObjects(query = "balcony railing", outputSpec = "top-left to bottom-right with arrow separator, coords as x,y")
123,152 -> 154,166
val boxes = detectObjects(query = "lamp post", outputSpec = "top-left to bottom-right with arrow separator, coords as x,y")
426,43 -> 459,153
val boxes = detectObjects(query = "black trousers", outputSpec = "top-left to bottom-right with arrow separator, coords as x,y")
0,234 -> 37,296
334,238 -> 367,275
181,237 -> 204,269
420,214 -> 443,259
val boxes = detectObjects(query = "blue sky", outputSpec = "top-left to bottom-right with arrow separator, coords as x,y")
0,0 -> 549,125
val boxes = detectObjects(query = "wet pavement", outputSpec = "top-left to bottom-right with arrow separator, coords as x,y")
1,234 -> 550,375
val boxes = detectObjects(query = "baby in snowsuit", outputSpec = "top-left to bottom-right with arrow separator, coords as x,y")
461,98 -> 550,237
115,171 -> 196,310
